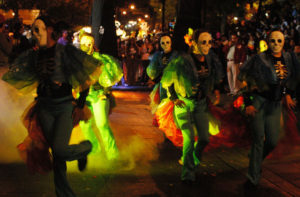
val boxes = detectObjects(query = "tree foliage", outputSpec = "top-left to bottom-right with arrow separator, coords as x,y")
149,0 -> 177,24
0,0 -> 91,26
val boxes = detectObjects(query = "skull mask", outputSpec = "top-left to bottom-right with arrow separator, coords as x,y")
160,36 -> 172,53
80,34 -> 94,55
194,32 -> 212,55
269,31 -> 284,54
32,19 -> 48,47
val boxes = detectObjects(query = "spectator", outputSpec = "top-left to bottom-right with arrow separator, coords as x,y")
0,14 -> 13,67
57,30 -> 69,46
125,38 -> 140,85
139,36 -> 153,85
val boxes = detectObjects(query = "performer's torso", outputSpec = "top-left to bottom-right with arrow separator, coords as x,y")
36,45 -> 72,98
256,53 -> 290,101
191,53 -> 210,99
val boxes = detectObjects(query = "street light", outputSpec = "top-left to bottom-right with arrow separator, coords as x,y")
122,11 -> 127,15
130,4 -> 135,10
145,14 -> 149,18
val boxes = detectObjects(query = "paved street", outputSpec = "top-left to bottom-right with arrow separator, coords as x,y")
0,89 -> 300,197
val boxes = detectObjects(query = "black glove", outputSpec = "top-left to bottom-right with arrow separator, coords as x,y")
76,88 -> 89,108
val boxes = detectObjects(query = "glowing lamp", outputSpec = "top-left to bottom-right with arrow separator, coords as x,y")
130,4 -> 135,10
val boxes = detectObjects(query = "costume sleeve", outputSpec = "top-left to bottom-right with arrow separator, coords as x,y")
146,52 -> 162,80
160,54 -> 197,98
2,49 -> 38,94
92,52 -> 123,87
62,44 -> 103,89
238,54 -> 261,90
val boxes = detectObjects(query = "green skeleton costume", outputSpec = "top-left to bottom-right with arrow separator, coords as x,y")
78,33 -> 123,161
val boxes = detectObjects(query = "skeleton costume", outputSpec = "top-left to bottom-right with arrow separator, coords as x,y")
147,35 -> 179,114
159,30 -> 224,182
238,30 -> 300,186
78,33 -> 123,161
2,17 -> 106,197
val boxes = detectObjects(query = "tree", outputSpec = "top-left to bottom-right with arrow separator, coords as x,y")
45,1 -> 90,26
1,0 -> 91,26
0,0 -> 35,18
149,0 -> 177,30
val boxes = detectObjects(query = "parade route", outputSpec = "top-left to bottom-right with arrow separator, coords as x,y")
0,90 -> 300,197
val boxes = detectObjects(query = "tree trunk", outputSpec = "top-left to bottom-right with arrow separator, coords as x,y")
91,0 -> 118,58
173,0 -> 204,52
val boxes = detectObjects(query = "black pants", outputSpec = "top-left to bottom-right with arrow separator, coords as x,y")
37,96 -> 92,197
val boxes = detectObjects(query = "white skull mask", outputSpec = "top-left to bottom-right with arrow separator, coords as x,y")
80,34 -> 94,55
32,19 -> 47,47
269,31 -> 284,54
160,36 -> 172,53
197,32 -> 212,55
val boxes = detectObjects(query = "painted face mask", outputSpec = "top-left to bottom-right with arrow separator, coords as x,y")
32,19 -> 47,47
269,31 -> 284,54
80,34 -> 94,55
160,36 -> 172,53
197,32 -> 212,55
192,32 -> 212,55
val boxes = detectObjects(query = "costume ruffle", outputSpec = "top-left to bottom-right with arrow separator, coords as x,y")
18,100 -> 92,174
72,103 -> 92,127
149,83 -> 160,114
155,99 -> 183,147
207,101 -> 250,150
61,44 -> 103,89
2,49 -> 38,94
2,44 -> 104,94
155,98 -> 250,149
146,52 -> 163,80
160,55 -> 197,98
18,101 -> 52,174
92,52 -> 123,88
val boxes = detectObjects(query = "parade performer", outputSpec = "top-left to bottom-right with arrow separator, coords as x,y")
158,29 -> 224,183
78,32 -> 123,161
2,16 -> 105,197
146,33 -> 180,126
238,30 -> 300,189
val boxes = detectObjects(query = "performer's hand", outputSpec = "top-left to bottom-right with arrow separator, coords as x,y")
285,94 -> 296,109
245,105 -> 257,116
174,99 -> 186,108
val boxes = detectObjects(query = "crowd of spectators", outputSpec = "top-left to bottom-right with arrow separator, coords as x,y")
1,2 -> 300,91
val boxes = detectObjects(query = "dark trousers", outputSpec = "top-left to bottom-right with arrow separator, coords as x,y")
174,97 -> 209,181
37,96 -> 91,197
247,95 -> 281,185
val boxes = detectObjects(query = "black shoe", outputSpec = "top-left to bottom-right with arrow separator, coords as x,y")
77,141 -> 92,171
78,156 -> 87,171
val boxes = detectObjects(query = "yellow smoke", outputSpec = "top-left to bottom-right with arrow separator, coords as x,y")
0,68 -> 34,163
